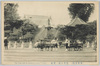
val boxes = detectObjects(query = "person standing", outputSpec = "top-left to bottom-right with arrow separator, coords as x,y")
65,39 -> 69,51
34,40 -> 39,50
51,38 -> 57,51
4,37 -> 8,50
40,40 -> 44,51
68,39 -> 70,47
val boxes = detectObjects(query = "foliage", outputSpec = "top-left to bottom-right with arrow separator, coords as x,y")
4,3 -> 21,37
4,3 -> 19,22
60,20 -> 97,42
68,3 -> 94,22
86,35 -> 96,43
57,33 -> 66,41
4,3 -> 39,42
5,20 -> 23,31
60,26 -> 75,40
21,19 -> 38,36
87,20 -> 97,35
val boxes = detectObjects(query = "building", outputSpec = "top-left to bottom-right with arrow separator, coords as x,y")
23,15 -> 52,27
67,16 -> 86,26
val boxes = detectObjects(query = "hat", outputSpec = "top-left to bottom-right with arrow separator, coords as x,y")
4,37 -> 7,39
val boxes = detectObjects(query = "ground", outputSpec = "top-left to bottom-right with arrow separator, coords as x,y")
3,47 -> 97,63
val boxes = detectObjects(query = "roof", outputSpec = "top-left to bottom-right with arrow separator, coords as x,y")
34,26 -> 48,41
24,15 -> 49,19
24,15 -> 50,27
67,16 -> 86,26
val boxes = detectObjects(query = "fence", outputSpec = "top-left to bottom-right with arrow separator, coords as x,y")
7,41 -> 33,49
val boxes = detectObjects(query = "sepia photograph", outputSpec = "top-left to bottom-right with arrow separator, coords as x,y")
1,1 -> 99,65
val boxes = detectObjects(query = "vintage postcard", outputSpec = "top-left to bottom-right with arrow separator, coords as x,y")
1,1 -> 99,65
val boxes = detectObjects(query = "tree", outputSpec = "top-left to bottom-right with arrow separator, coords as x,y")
4,3 -> 19,22
87,20 -> 97,35
73,24 -> 89,41
68,3 -> 94,22
4,3 -> 20,30
60,26 -> 75,40
4,3 -> 22,37
61,20 -> 97,43
21,19 -> 39,41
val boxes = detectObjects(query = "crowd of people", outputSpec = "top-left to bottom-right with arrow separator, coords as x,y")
4,37 -> 84,51
31,38 -> 73,51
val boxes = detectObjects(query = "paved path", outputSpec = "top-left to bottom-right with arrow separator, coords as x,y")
3,47 -> 97,62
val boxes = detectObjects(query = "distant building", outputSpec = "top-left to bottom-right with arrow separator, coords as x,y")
23,15 -> 51,27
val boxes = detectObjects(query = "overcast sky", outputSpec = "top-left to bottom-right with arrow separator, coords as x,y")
17,2 -> 97,26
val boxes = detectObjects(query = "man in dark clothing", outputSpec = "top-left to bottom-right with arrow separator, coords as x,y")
66,43 -> 68,49
40,40 -> 44,51
4,38 -> 8,50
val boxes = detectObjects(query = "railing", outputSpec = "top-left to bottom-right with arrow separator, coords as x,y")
7,41 -> 96,50
8,41 -> 33,49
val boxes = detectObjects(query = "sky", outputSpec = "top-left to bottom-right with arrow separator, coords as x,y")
17,2 -> 97,26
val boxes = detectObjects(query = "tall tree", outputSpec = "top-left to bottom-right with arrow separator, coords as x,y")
4,3 -> 19,22
68,3 -> 94,22
4,3 -> 21,37
4,3 -> 21,30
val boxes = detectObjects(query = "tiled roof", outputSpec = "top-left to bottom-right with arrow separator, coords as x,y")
67,16 -> 86,26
